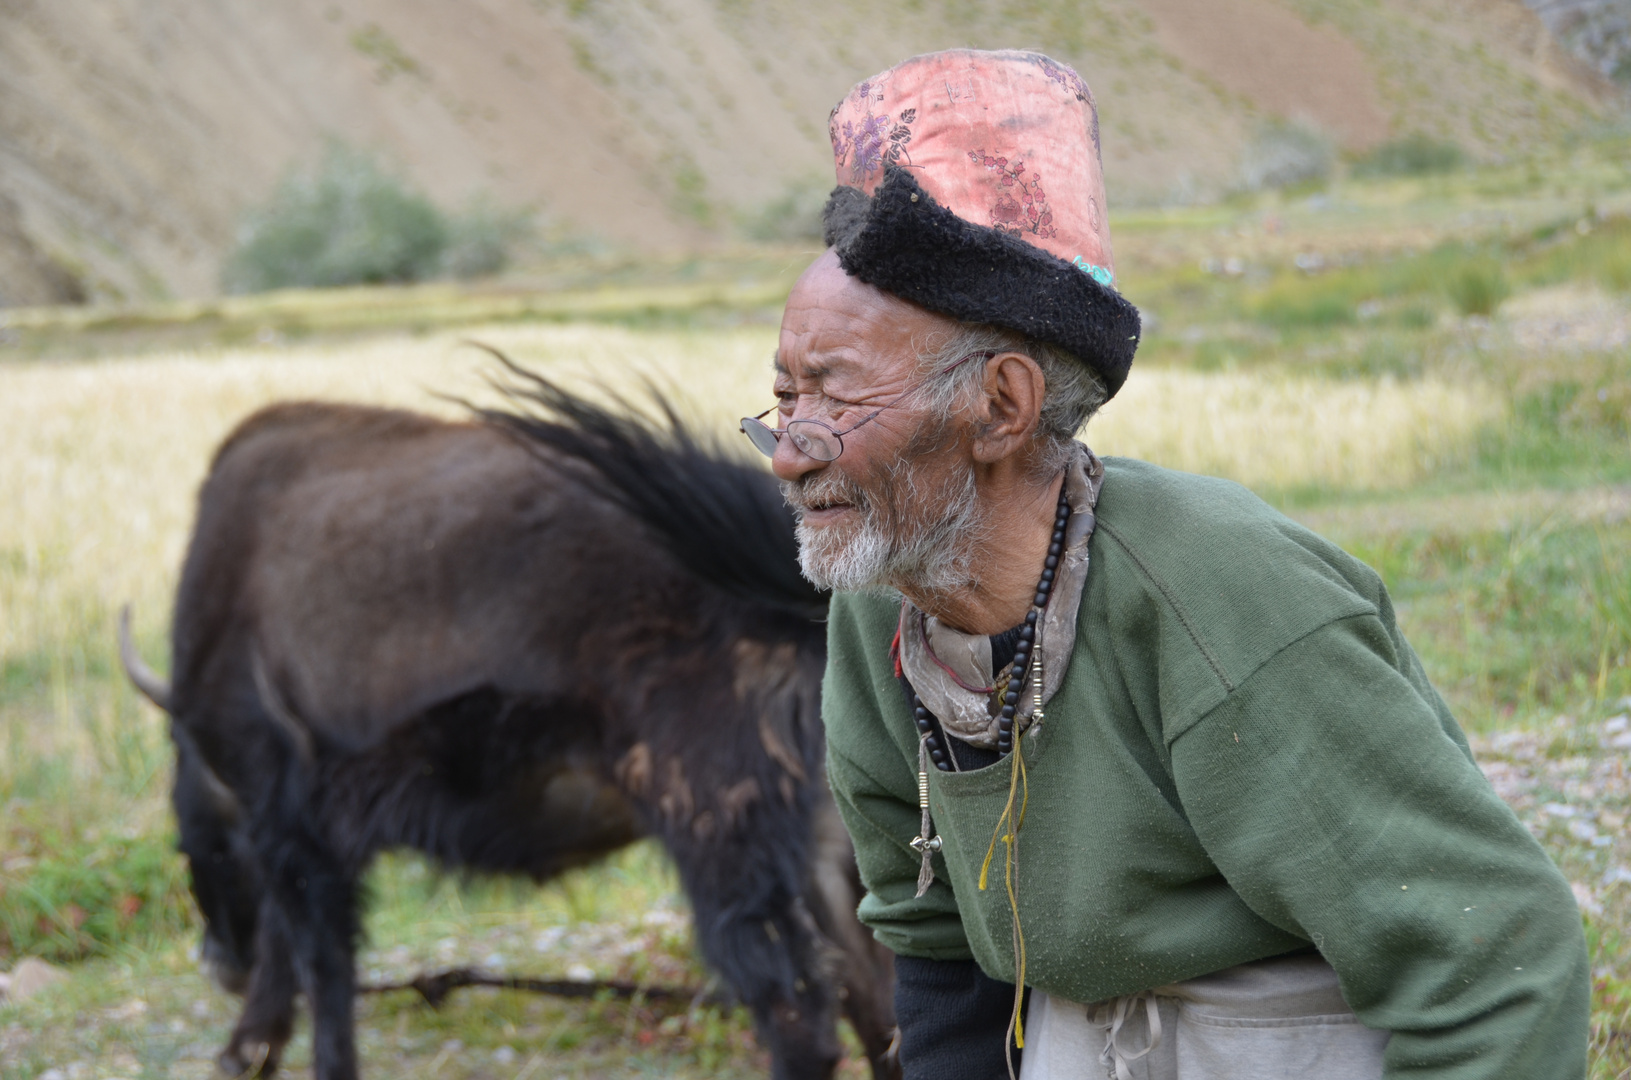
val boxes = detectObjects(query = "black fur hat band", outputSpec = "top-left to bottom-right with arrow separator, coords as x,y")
821,167 -> 1142,399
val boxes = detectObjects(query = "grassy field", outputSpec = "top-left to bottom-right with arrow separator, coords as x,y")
2,135 -> 1630,1078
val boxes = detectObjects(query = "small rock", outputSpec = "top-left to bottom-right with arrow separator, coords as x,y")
6,958 -> 67,1002
105,998 -> 146,1021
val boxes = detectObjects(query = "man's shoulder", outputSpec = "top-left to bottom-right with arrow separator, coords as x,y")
1089,457 -> 1387,699
1096,456 -> 1294,535
1094,456 -> 1369,585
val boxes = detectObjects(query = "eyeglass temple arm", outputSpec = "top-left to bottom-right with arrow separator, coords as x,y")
751,350 -> 994,436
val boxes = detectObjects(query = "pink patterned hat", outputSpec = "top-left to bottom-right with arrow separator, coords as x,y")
821,50 -> 1141,397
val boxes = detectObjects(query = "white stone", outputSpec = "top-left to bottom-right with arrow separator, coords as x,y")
7,958 -> 67,1001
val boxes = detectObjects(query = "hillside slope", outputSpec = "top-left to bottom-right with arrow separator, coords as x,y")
0,0 -> 1615,306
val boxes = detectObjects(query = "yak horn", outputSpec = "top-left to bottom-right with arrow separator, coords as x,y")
251,649 -> 315,767
118,604 -> 173,712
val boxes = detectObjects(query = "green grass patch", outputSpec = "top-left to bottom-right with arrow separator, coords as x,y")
1308,515 -> 1631,727
1445,259 -> 1511,317
1591,954 -> 1631,1080
0,810 -> 190,964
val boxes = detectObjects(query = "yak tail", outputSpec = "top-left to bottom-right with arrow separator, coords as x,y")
118,604 -> 173,712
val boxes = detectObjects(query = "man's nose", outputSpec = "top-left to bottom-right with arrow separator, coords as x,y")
771,431 -> 825,484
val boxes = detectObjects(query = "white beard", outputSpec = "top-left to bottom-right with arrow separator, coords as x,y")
785,455 -> 987,595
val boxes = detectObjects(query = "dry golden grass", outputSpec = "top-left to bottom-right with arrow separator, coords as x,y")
1094,368 -> 1504,491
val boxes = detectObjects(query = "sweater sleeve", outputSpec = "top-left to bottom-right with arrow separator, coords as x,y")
822,592 -> 973,960
827,743 -> 973,960
1170,613 -> 1589,1079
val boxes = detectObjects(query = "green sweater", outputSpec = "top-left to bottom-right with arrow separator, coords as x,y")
824,458 -> 1588,1078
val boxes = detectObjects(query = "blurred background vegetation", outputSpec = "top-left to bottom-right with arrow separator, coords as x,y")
2,0 -> 1631,1076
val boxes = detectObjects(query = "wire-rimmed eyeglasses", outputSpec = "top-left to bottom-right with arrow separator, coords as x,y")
739,351 -> 994,462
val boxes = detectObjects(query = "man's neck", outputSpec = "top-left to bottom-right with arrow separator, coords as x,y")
898,467 -> 1065,635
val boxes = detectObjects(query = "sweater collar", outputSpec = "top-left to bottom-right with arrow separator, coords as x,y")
898,443 -> 1104,749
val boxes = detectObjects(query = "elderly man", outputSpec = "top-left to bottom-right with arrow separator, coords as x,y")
739,50 -> 1588,1080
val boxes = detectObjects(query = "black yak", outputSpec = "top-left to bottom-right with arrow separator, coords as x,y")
119,365 -> 897,1080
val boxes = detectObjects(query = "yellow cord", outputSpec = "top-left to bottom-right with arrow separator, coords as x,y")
978,740 -> 1030,1051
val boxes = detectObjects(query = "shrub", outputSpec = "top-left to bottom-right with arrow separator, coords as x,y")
1236,120 -> 1334,192
223,145 -> 534,292
1352,134 -> 1466,178
1446,260 -> 1511,317
224,143 -> 449,292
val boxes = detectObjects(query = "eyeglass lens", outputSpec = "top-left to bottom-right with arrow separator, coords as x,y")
738,416 -> 844,462
740,416 -> 781,457
786,421 -> 841,461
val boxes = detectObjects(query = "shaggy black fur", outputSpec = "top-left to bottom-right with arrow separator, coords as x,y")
137,377 -> 896,1080
821,165 -> 1142,397
473,354 -> 828,621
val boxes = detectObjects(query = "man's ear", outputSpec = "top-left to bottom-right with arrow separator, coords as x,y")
971,352 -> 1046,464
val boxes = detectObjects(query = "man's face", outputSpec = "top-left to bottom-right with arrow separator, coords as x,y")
773,251 -> 986,594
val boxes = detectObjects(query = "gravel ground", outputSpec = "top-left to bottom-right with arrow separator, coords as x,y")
1471,704 -> 1631,955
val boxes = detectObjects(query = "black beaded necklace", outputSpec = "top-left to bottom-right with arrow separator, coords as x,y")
909,484 -> 1072,770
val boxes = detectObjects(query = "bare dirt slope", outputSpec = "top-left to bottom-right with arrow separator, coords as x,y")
0,0 -> 1615,306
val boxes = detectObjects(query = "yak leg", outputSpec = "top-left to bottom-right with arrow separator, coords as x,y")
218,900 -> 298,1077
806,799 -> 901,1080
666,831 -> 843,1080
256,814 -> 362,1080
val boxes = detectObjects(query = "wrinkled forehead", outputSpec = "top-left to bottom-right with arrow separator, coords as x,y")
776,251 -> 953,387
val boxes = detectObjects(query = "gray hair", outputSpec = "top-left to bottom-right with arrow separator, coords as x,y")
912,325 -> 1108,475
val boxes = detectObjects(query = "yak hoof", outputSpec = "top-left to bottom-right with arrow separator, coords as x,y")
218,1039 -> 278,1079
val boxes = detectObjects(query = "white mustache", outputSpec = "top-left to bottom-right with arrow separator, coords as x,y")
782,471 -> 871,515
